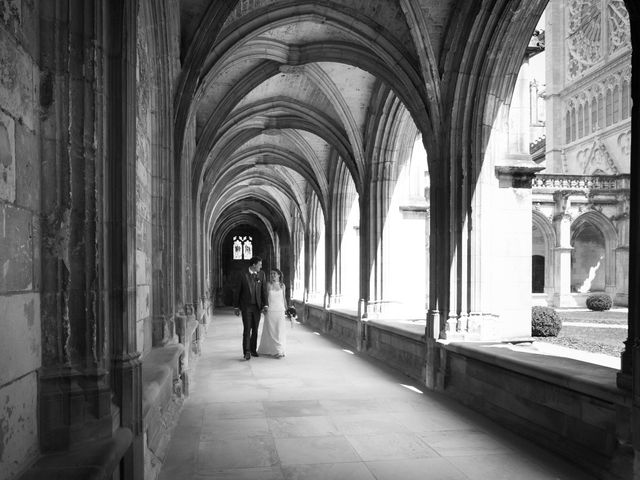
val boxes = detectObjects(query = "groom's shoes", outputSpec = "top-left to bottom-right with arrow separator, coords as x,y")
251,352 -> 259,357
244,352 -> 251,361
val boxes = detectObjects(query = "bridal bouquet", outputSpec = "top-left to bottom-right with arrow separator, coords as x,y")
285,306 -> 297,326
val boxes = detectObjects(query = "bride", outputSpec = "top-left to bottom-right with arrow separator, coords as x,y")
258,268 -> 287,358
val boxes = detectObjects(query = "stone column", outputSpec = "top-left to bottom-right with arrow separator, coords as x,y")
367,160 -> 393,317
618,1 -> 638,402
621,5 -> 640,476
613,192 -> 630,307
552,192 -> 575,307
38,0 -> 113,452
107,1 -> 144,477
150,17 -> 178,346
544,0 -> 566,174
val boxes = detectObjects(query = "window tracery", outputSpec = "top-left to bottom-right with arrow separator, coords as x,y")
564,67 -> 631,143
567,0 -> 630,80
567,0 -> 602,79
233,235 -> 253,260
607,0 -> 630,55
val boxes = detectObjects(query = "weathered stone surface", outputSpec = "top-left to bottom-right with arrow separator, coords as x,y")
0,110 -> 15,202
14,118 -> 39,211
0,292 -> 40,387
0,25 -> 38,131
0,371 -> 39,480
0,204 -> 34,292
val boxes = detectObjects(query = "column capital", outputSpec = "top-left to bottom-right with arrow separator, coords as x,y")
495,164 -> 545,188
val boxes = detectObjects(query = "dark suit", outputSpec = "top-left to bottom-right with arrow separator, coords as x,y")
233,269 -> 269,355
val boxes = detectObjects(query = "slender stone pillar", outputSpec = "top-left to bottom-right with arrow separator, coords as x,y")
552,192 -> 576,307
107,1 -> 144,477
614,192 -> 630,307
149,0 -> 179,346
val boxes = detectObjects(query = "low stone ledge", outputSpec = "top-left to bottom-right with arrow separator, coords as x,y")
20,427 -> 132,480
442,341 -> 632,479
141,344 -> 185,479
365,320 -> 426,381
328,306 -> 358,317
366,319 -> 425,342
141,344 -> 184,418
444,341 -> 629,407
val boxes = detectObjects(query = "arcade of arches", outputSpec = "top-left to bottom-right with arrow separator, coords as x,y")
0,1 -> 638,479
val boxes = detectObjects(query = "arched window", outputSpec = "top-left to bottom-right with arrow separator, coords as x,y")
605,88 -> 613,126
584,99 -> 591,135
233,235 -> 253,260
571,223 -> 605,293
578,103 -> 584,138
622,80 -> 630,118
613,85 -> 620,123
591,98 -> 598,131
597,92 -> 604,129
570,106 -> 576,142
565,110 -> 571,143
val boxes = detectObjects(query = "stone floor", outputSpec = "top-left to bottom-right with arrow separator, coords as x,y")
158,309 -> 596,480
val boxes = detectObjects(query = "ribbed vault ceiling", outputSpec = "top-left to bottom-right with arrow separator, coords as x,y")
179,0 -> 439,245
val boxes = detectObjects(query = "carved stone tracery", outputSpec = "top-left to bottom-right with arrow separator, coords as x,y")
608,0 -> 630,54
567,0 -> 630,79
567,0 -> 603,79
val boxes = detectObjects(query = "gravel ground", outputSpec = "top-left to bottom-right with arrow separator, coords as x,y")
536,309 -> 627,358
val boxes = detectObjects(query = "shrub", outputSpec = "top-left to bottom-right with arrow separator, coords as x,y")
586,293 -> 612,311
531,306 -> 562,337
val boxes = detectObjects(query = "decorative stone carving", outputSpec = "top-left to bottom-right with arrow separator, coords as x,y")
583,138 -> 618,174
567,0 -> 602,79
532,174 -> 619,190
608,0 -> 630,55
618,130 -> 631,157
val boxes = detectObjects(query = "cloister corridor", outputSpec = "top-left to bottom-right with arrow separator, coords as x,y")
159,309 -> 594,480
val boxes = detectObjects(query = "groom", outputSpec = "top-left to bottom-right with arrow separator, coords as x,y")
233,256 -> 269,360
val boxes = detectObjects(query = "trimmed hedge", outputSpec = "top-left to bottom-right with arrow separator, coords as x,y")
531,306 -> 562,337
586,293 -> 612,311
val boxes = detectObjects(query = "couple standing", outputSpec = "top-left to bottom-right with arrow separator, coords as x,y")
233,256 -> 287,360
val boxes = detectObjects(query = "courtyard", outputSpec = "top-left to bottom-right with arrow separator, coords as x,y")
537,308 -> 628,359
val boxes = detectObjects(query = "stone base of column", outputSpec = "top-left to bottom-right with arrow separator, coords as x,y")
39,367 -> 113,452
424,309 -> 441,390
552,293 -> 581,308
152,314 -> 177,347
111,354 -> 144,480
441,312 -> 501,341
615,292 -> 629,307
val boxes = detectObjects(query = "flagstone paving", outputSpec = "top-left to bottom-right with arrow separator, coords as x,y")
159,309 -> 595,480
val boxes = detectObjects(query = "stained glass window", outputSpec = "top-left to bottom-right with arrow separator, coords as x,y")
233,235 -> 253,260
233,240 -> 242,259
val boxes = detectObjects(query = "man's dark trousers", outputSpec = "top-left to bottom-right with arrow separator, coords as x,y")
241,305 -> 261,355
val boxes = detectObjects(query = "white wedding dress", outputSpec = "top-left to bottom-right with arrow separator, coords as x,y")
258,284 -> 287,356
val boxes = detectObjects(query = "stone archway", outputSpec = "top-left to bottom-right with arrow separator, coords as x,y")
571,210 -> 619,296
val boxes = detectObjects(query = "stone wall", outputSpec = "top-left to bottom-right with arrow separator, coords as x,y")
0,1 -> 41,479
365,321 -> 425,382
443,342 -> 632,479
